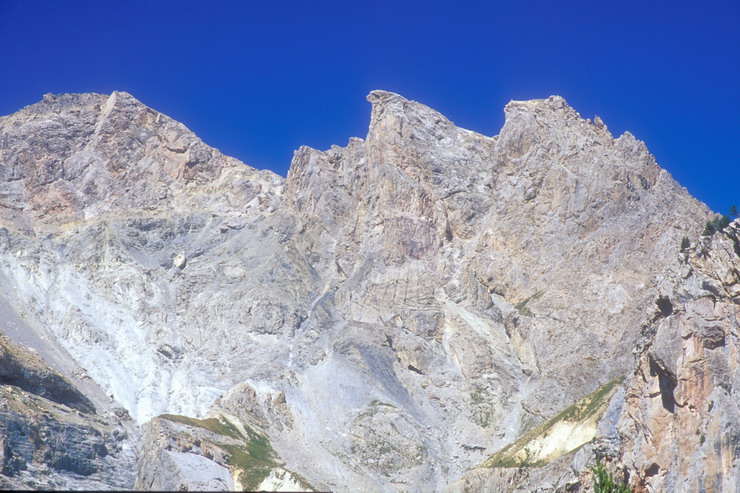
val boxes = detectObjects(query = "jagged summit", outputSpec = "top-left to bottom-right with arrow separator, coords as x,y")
504,94 -> 571,111
367,88 -> 405,103
0,90 -> 731,492
0,90 -> 281,226
367,90 -> 592,139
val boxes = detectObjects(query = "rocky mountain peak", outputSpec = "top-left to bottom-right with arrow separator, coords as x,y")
0,91 -> 282,229
0,89 -> 730,492
366,89 -> 455,134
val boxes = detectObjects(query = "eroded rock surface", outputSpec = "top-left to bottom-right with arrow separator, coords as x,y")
0,90 -> 730,491
602,220 -> 739,492
0,336 -> 136,490
453,221 -> 739,492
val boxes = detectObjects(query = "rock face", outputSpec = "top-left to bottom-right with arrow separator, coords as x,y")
135,412 -> 311,492
0,89 -> 732,491
450,221 -> 739,492
604,221 -> 739,492
0,334 -> 94,414
0,336 -> 136,490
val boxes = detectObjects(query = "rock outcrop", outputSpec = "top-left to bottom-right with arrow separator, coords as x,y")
603,220 -> 739,492
0,335 -> 94,414
451,221 -> 739,492
0,89 -> 732,491
0,336 -> 136,490
135,412 -> 311,492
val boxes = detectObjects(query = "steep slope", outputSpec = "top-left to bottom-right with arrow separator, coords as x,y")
237,91 -> 709,489
0,334 -> 137,490
604,220 -> 739,492
0,91 -> 288,422
452,220 -> 739,492
0,90 -> 718,490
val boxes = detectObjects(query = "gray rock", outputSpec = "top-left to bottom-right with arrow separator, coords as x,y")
137,450 -> 233,491
0,337 -> 136,490
0,89 -> 729,491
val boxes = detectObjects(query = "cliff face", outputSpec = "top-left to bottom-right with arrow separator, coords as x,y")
450,221 -> 739,493
605,221 -> 739,492
0,89 -> 731,491
0,334 -> 136,490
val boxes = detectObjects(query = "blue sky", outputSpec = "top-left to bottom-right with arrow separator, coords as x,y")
1,0 -> 737,213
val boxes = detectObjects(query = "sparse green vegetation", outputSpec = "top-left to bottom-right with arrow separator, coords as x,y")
519,413 -> 540,435
703,213 -> 731,236
556,378 -> 622,423
469,386 -> 496,428
485,446 -> 545,468
358,400 -> 397,420
474,408 -> 493,428
482,378 -> 623,469
159,414 -> 243,440
159,414 -> 291,491
514,290 -> 544,316
220,442 -> 277,490
680,236 -> 690,252
517,447 -> 535,467
591,457 -> 632,493
470,386 -> 487,405
369,399 -> 396,408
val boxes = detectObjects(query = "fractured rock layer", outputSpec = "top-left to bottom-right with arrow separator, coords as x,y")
0,89 -> 729,491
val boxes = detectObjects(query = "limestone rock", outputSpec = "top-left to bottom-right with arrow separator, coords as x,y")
0,336 -> 136,490
172,252 -> 186,270
0,89 -> 729,492
0,335 -> 94,413
135,413 -> 312,492
600,220 -> 739,492
453,221 -> 739,492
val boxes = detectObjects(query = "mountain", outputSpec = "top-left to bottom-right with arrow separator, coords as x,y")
0,90 -> 735,491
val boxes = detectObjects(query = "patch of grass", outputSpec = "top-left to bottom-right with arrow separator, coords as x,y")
215,421 -> 280,491
159,414 -> 244,440
592,457 -> 633,493
514,290 -> 544,316
482,378 -> 623,469
519,413 -> 540,435
555,378 -> 623,424
159,414 -> 292,492
469,386 -> 496,428
484,444 -> 546,468
221,442 -> 276,491
282,469 -> 315,491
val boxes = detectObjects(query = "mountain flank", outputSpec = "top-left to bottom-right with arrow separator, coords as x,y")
0,90 -> 735,491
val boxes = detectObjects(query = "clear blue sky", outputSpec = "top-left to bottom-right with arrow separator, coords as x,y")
1,0 -> 737,213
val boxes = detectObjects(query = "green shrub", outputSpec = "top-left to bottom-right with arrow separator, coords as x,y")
703,214 -> 731,236
591,457 -> 632,493
680,236 -> 690,252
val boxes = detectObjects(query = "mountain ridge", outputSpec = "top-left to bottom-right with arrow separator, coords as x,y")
0,90 -> 734,491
